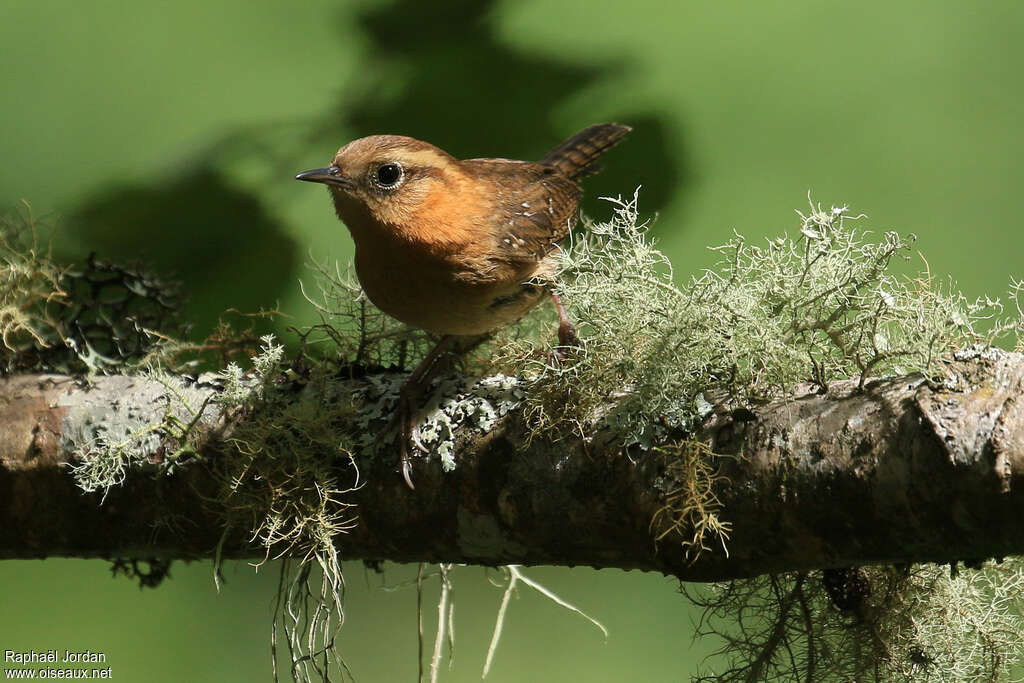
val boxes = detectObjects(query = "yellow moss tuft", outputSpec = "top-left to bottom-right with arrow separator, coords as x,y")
650,441 -> 732,563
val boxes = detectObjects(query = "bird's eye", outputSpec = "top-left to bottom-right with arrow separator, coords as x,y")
374,162 -> 404,189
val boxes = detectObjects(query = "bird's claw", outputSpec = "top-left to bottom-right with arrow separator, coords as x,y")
397,390 -> 416,490
400,448 -> 415,491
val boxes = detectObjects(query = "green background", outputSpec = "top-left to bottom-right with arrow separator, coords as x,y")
1,0 -> 1022,680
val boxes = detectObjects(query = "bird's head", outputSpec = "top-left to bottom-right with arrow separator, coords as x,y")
296,135 -> 459,241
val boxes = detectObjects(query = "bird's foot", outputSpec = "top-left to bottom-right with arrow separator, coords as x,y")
396,390 -> 416,490
388,379 -> 429,490
549,291 -> 581,364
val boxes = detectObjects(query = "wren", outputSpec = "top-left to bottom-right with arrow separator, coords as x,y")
297,123 -> 631,488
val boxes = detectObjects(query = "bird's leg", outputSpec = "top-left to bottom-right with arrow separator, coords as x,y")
550,292 -> 580,359
394,335 -> 457,490
392,333 -> 490,490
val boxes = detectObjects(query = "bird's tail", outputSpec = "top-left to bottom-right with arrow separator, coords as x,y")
539,122 -> 632,180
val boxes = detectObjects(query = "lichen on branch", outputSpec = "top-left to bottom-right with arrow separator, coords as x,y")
498,191 -> 1011,451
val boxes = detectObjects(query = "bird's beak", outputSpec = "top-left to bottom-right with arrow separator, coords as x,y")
295,166 -> 354,189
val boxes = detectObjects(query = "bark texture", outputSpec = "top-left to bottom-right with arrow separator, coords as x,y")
2,349 -> 1023,581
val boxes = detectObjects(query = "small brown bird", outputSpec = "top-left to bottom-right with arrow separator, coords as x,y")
297,123 -> 631,488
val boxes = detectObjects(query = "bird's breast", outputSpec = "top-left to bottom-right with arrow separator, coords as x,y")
353,240 -> 547,336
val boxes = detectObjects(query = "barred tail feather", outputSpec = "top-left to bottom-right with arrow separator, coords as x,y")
539,122 -> 632,179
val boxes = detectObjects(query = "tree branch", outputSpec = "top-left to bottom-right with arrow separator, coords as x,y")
2,348 -> 1023,580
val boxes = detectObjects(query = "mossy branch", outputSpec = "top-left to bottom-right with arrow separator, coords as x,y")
3,348 -> 1024,580
5,194 -> 1024,680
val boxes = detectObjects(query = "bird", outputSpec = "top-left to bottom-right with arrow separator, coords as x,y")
296,122 -> 632,489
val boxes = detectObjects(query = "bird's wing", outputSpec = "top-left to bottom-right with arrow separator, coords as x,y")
464,159 -> 581,266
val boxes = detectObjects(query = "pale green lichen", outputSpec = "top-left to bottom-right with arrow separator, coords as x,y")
497,191 -> 1005,451
62,379 -> 164,497
212,334 -> 361,560
214,334 -> 284,406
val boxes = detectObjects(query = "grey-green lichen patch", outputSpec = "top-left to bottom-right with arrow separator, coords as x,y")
209,335 -> 362,558
416,374 -> 524,471
61,372 -> 219,498
354,372 -> 524,471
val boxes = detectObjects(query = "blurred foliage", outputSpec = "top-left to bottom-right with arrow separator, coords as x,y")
339,0 -> 684,216
66,168 -> 297,340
